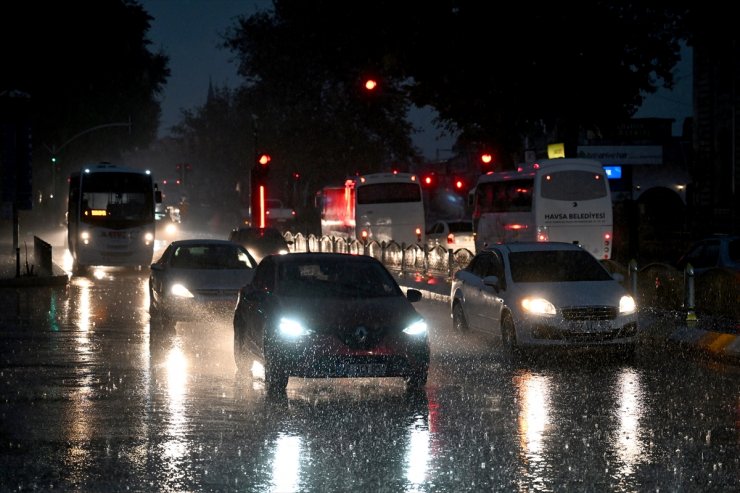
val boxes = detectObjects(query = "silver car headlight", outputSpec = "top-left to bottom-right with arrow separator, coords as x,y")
619,295 -> 637,314
402,319 -> 427,336
521,297 -> 557,316
279,317 -> 310,338
171,283 -> 194,298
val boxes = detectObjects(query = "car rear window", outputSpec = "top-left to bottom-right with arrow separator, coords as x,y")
448,222 -> 473,233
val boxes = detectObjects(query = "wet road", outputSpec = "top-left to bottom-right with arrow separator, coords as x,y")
0,265 -> 738,492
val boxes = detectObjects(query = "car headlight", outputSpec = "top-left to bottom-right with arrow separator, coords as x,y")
521,297 -> 557,316
170,283 -> 194,298
619,295 -> 637,314
165,223 -> 177,235
279,317 -> 310,337
402,319 -> 427,336
144,232 -> 154,243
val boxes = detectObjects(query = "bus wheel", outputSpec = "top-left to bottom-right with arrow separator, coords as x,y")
452,301 -> 469,333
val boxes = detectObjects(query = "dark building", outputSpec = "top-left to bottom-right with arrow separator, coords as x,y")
691,31 -> 740,236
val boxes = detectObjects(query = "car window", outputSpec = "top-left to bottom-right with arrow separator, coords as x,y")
682,240 -> 720,269
469,253 -> 498,278
448,221 -> 473,233
171,245 -> 254,269
276,258 -> 400,298
251,257 -> 276,291
729,239 -> 740,263
509,250 -> 613,282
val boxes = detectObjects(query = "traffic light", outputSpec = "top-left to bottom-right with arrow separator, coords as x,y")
452,177 -> 466,193
480,153 -> 493,165
251,153 -> 271,228
363,78 -> 378,91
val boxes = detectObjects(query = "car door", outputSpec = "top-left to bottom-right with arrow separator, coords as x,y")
462,252 -> 502,332
475,249 -> 506,335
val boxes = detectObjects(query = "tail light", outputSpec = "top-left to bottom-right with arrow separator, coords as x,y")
447,233 -> 455,244
416,227 -> 422,242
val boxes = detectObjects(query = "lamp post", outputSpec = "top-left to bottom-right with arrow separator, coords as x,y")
44,118 -> 132,199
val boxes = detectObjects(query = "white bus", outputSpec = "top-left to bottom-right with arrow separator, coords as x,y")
67,163 -> 161,273
472,158 -> 613,259
319,172 -> 425,246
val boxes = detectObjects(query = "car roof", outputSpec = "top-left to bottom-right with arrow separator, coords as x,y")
483,241 -> 588,254
170,239 -> 242,247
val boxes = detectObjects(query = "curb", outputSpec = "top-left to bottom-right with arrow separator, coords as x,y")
667,325 -> 740,362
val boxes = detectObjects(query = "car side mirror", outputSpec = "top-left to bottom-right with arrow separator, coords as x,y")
483,275 -> 502,290
611,272 -> 625,283
151,263 -> 163,271
406,288 -> 422,302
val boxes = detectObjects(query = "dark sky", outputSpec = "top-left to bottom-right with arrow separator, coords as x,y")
139,0 -> 692,158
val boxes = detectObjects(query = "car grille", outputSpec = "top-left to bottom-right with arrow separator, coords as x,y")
561,306 -> 617,321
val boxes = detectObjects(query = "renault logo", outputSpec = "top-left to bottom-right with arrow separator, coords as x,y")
354,326 -> 368,343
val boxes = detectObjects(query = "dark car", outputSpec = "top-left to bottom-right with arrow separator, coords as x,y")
228,227 -> 292,264
675,234 -> 740,275
233,252 -> 430,394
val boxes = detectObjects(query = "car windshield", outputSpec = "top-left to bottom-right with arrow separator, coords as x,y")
171,244 -> 253,270
508,250 -> 613,283
275,258 -> 401,298
448,221 -> 473,233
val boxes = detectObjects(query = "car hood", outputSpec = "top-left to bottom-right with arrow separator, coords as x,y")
274,295 -> 421,333
509,280 -> 629,307
170,269 -> 254,291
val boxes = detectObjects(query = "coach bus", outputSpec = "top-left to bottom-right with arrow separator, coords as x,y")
319,172 -> 425,246
472,158 -> 613,259
67,163 -> 161,273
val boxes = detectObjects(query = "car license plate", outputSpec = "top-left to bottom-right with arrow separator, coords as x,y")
346,363 -> 386,377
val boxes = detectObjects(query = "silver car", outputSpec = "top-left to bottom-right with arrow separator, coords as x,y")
450,242 -> 638,357
149,239 -> 257,331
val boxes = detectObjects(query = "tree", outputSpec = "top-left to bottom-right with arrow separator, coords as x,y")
223,1 -> 687,169
1,0 -> 169,198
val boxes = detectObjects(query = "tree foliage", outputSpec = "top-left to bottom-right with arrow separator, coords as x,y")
220,0 -> 687,171
1,0 -> 169,186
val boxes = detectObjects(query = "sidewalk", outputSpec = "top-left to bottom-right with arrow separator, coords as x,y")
0,242 -> 69,287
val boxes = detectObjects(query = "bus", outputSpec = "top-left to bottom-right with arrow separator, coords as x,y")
67,163 -> 162,273
472,158 -> 613,259
319,172 -> 425,246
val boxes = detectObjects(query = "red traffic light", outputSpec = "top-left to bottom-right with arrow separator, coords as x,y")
258,154 -> 271,166
480,153 -> 493,164
422,174 -> 435,187
364,78 -> 378,91
454,178 -> 465,190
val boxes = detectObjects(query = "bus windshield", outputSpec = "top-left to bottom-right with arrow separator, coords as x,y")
81,173 -> 154,224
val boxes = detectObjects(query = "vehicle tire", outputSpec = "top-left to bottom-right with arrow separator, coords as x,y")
264,355 -> 289,394
233,327 -> 250,373
452,301 -> 469,333
500,312 -> 520,359
404,365 -> 428,391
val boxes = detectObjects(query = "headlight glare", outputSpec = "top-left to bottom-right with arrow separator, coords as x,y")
619,295 -> 636,314
521,297 -> 557,315
403,319 -> 427,336
279,317 -> 309,337
171,283 -> 194,298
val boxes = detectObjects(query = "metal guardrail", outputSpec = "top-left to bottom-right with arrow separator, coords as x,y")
283,232 -> 474,281
284,232 -> 739,321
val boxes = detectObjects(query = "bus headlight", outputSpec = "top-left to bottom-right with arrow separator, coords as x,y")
80,231 -> 90,245
144,232 -> 154,244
